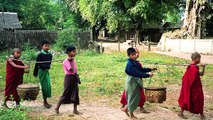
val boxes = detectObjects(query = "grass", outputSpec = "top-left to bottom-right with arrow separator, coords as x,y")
0,108 -> 28,120
0,50 -> 213,119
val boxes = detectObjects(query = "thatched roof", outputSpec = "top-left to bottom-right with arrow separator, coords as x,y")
0,12 -> 22,30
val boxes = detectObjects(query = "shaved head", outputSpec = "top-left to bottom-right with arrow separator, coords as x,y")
191,52 -> 201,60
12,48 -> 21,55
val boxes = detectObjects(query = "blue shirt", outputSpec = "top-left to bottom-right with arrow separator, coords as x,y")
125,58 -> 151,78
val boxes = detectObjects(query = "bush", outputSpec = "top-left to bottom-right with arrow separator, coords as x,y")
21,43 -> 37,61
54,28 -> 77,51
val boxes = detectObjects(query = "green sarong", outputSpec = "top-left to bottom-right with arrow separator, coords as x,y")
38,68 -> 51,98
125,75 -> 143,112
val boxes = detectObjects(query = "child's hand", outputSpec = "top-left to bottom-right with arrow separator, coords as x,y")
151,67 -> 157,71
24,65 -> 29,69
200,63 -> 206,68
149,73 -> 153,77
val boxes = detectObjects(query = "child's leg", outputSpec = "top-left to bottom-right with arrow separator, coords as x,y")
43,98 -> 52,108
55,101 -> 62,114
13,90 -> 21,106
178,108 -> 187,119
73,103 -> 80,114
121,104 -> 125,109
121,105 -> 130,116
130,112 -> 137,119
178,108 -> 184,116
200,113 -> 205,120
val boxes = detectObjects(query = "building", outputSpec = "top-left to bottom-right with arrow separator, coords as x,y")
0,12 -> 22,30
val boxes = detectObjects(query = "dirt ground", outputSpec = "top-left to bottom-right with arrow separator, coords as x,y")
1,84 -> 213,120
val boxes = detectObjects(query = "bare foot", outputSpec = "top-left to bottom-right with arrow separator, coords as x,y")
43,103 -> 52,108
121,106 -> 130,116
178,112 -> 187,119
130,115 -> 137,120
140,108 -> 150,113
73,110 -> 82,115
200,114 -> 206,120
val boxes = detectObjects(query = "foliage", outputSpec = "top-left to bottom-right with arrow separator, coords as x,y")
0,108 -> 28,120
205,2 -> 213,37
53,28 -> 77,51
77,0 -> 180,33
21,43 -> 37,61
1,0 -> 84,30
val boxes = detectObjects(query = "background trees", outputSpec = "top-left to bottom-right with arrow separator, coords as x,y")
1,0 -> 213,38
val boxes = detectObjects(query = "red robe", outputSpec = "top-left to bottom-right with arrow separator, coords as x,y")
178,64 -> 204,114
4,60 -> 24,101
120,62 -> 146,107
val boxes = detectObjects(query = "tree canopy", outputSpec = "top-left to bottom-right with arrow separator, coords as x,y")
77,0 -> 180,33
0,0 -> 85,30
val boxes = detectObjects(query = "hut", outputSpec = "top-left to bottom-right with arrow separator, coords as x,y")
0,12 -> 22,30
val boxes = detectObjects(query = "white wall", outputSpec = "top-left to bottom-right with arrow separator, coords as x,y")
162,38 -> 213,54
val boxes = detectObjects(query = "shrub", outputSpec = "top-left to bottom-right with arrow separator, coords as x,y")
53,28 -> 77,51
21,43 -> 37,61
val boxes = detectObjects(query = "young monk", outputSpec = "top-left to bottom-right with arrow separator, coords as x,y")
178,52 -> 206,120
3,48 -> 29,108
33,40 -> 52,108
55,46 -> 81,114
120,48 -> 156,113
125,47 -> 154,119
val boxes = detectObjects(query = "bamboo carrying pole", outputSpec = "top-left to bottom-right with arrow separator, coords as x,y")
6,57 -> 208,67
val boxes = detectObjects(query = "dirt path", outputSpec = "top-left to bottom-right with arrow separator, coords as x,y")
1,98 -> 212,120
153,51 -> 213,65
101,42 -> 213,65
2,84 -> 213,120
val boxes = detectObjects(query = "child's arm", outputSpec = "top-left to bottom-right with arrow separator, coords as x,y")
33,54 -> 40,77
8,58 -> 28,69
199,63 -> 206,76
126,64 -> 151,78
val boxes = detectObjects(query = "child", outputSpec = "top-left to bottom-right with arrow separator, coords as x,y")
125,47 -> 153,119
33,40 -> 52,108
120,48 -> 155,113
55,46 -> 80,114
178,52 -> 206,120
3,48 -> 29,108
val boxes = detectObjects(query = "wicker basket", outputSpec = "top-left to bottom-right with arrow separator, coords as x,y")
17,84 -> 39,100
144,87 -> 166,103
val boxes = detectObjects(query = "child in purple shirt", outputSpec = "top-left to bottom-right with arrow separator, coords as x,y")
55,46 -> 81,114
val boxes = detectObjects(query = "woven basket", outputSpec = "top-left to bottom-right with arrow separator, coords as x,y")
144,87 -> 166,103
17,84 -> 39,100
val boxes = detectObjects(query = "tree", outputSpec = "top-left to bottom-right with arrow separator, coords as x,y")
76,0 -> 180,44
182,0 -> 211,39
1,0 -> 83,30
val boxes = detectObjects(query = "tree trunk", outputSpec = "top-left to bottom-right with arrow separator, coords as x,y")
135,30 -> 140,47
115,31 -> 120,52
183,0 -> 207,39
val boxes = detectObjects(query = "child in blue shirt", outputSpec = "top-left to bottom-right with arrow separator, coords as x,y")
125,47 -> 154,119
